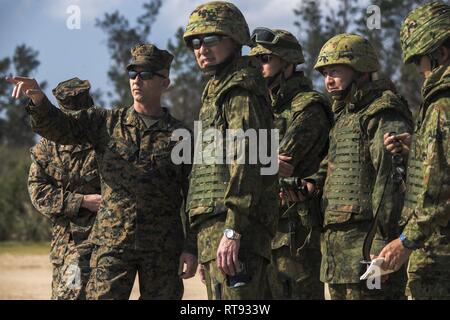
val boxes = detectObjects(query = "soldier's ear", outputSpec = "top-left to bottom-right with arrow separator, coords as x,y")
162,77 -> 171,90
437,45 -> 450,65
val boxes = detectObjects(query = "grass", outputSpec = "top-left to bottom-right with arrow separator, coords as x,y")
0,242 -> 50,255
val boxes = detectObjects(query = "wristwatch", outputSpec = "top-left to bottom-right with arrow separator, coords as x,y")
399,233 -> 420,250
224,228 -> 241,240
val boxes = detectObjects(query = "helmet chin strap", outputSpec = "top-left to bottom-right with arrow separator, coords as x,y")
329,81 -> 354,101
428,51 -> 441,71
201,50 -> 239,77
329,72 -> 363,101
267,61 -> 289,88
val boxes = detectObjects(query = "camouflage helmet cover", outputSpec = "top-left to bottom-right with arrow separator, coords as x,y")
314,33 -> 380,73
52,77 -> 93,110
183,1 -> 251,47
249,29 -> 305,65
400,1 -> 450,64
127,43 -> 174,71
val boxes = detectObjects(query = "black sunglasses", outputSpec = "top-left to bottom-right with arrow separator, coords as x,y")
128,70 -> 166,80
257,55 -> 273,64
188,35 -> 226,50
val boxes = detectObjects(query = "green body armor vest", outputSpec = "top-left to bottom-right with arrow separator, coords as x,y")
187,57 -> 269,227
323,89 -> 412,227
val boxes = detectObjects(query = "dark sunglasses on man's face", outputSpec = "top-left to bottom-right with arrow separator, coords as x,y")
189,35 -> 226,50
257,55 -> 273,64
128,70 -> 166,80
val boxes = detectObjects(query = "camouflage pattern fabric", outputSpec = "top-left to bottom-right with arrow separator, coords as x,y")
318,79 -> 413,299
202,252 -> 267,300
28,81 -> 99,300
86,245 -> 183,300
183,1 -> 251,46
249,29 -> 305,65
314,33 -> 380,73
328,280 -> 405,300
127,43 -> 174,71
51,241 -> 92,300
401,65 -> 450,299
187,53 -> 278,300
400,2 -> 450,64
26,99 -> 194,299
263,71 -> 332,300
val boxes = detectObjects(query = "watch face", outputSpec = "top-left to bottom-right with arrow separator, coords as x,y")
225,229 -> 233,239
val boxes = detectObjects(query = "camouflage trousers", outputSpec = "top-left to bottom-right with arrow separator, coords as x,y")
86,245 -> 183,300
203,253 -> 268,300
266,246 -> 324,300
51,241 -> 92,300
405,229 -> 450,299
328,270 -> 407,300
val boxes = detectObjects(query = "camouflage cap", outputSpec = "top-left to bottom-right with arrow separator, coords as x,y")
249,29 -> 305,65
126,43 -> 174,71
183,1 -> 251,47
400,1 -> 450,64
52,77 -> 93,110
314,33 -> 380,73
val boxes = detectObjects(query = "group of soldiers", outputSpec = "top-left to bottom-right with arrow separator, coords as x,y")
6,1 -> 449,300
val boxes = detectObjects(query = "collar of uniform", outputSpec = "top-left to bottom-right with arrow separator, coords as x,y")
125,105 -> 173,130
345,79 -> 396,112
58,143 -> 93,153
422,63 -> 450,104
271,71 -> 312,112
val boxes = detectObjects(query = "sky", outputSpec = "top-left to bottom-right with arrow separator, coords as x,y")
1,0 -> 306,105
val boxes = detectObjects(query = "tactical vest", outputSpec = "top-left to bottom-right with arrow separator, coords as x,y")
401,131 -> 423,226
187,58 -> 269,227
401,84 -> 450,227
323,90 -> 412,227
274,91 -> 332,141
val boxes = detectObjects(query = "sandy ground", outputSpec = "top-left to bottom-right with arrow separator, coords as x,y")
0,253 -> 207,300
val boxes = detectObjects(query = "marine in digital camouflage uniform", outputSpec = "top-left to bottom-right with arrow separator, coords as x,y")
249,28 -> 333,299
379,2 -> 450,300
312,34 -> 414,299
183,1 -> 279,300
28,78 -> 100,300
23,44 -> 196,300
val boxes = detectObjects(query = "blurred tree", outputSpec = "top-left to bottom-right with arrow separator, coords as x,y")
165,27 -> 207,129
0,45 -> 47,147
96,0 -> 162,107
355,0 -> 425,112
0,146 -> 50,241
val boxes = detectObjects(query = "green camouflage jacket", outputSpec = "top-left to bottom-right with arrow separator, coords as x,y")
29,138 -> 100,264
270,71 -> 332,251
318,79 -> 413,283
27,102 -> 195,254
188,56 -> 279,263
402,64 -> 450,295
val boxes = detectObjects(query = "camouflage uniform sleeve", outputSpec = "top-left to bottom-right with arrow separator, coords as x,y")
28,141 -> 84,219
181,135 -> 197,255
222,88 -> 266,233
307,156 -> 328,194
279,103 -> 331,174
26,96 -> 107,146
366,110 -> 413,239
403,102 -> 450,244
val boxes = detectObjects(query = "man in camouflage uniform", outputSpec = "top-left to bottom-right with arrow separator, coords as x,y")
379,2 -> 450,299
28,78 -> 101,300
8,43 -> 197,299
306,34 -> 414,299
248,28 -> 332,299
183,1 -> 278,300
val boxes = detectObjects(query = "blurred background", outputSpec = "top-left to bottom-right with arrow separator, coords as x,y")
0,0 -> 429,299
